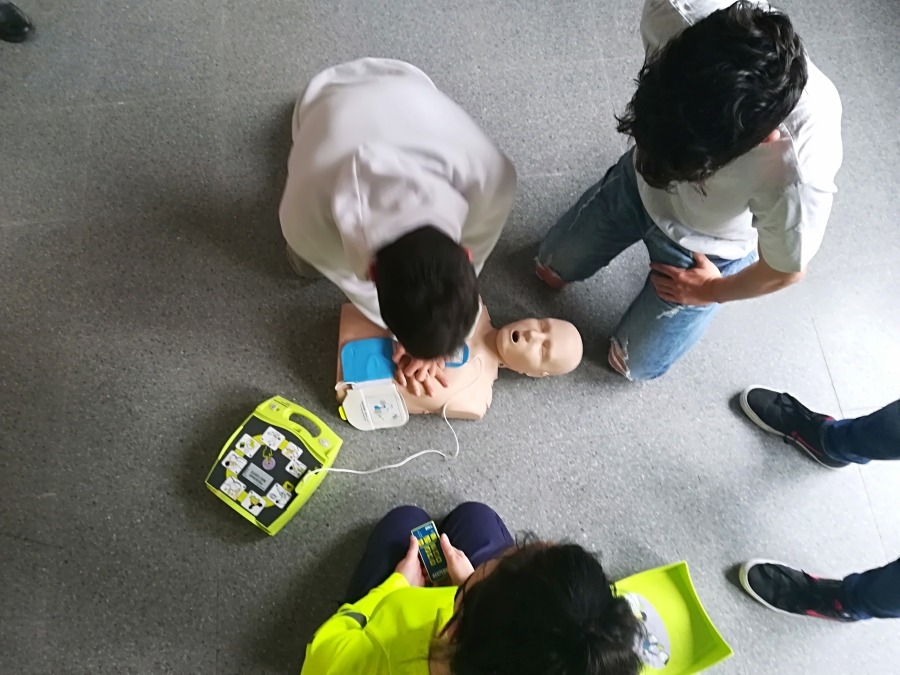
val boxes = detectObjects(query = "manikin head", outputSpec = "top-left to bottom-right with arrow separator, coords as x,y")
496,318 -> 583,377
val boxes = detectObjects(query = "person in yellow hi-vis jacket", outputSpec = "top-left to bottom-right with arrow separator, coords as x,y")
301,502 -> 644,675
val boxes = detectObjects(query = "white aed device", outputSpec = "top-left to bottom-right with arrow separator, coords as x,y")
339,379 -> 410,431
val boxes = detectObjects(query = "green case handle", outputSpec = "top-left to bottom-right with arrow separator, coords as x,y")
266,396 -> 340,454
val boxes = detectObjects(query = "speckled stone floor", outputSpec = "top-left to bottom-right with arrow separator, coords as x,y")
2,1 -> 899,673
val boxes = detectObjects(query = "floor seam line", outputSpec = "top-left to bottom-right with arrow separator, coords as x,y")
855,467 -> 891,564
0,531 -> 69,552
811,316 -> 844,419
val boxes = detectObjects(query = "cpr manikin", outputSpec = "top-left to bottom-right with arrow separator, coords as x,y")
336,303 -> 583,420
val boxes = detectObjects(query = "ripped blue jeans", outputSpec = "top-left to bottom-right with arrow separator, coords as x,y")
537,150 -> 757,380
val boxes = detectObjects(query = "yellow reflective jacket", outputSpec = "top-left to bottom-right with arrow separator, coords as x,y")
301,573 -> 457,675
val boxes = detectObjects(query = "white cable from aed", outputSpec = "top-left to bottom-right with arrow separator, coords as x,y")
310,356 -> 485,477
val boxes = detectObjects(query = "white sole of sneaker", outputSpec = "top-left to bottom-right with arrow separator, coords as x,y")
739,385 -> 785,436
739,558 -> 808,618
739,386 -> 846,471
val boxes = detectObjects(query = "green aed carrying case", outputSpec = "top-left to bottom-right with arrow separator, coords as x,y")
616,561 -> 732,674
205,396 -> 342,535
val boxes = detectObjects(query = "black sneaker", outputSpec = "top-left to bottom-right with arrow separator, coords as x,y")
0,1 -> 35,43
740,559 -> 859,622
739,386 -> 849,469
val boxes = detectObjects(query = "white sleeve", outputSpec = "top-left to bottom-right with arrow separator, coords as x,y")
321,270 -> 387,329
463,157 -> 517,275
750,182 -> 833,274
641,0 -> 692,54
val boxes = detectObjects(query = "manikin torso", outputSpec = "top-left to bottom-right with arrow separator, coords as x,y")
336,304 -> 500,420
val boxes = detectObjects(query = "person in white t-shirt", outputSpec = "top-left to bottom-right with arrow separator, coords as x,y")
280,59 -> 516,392
536,0 -> 842,380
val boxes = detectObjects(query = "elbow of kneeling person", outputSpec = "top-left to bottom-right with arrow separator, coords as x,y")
777,267 -> 806,289
758,251 -> 807,290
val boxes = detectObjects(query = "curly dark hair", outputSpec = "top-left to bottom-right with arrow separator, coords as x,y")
440,539 -> 643,675
617,1 -> 808,190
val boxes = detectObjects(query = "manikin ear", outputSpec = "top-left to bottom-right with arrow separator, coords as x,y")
464,247 -> 473,263
368,262 -> 377,282
762,129 -> 782,144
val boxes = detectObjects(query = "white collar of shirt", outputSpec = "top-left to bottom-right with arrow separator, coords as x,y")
642,0 -> 771,54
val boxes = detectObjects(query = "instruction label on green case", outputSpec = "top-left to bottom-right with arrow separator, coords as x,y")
243,463 -> 274,491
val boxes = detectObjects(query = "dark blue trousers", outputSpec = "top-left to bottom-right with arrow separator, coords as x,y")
843,557 -> 900,619
344,502 -> 514,604
823,399 -> 900,618
822,398 -> 900,464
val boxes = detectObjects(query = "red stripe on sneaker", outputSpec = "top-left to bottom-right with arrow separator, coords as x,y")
805,610 -> 840,621
791,432 -> 823,456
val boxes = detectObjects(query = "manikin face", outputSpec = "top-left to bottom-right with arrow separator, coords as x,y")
496,318 -> 583,377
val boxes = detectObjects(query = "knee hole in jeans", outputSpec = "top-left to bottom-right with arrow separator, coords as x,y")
608,339 -> 630,380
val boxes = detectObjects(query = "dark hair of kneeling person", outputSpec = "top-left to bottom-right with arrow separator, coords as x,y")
617,0 -> 808,190
434,540 -> 643,675
374,225 -> 479,360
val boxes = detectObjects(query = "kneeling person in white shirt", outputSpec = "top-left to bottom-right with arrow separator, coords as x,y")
280,58 -> 517,392
536,1 -> 842,381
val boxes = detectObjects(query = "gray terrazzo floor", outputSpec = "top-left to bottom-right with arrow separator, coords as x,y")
2,1 -> 899,673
